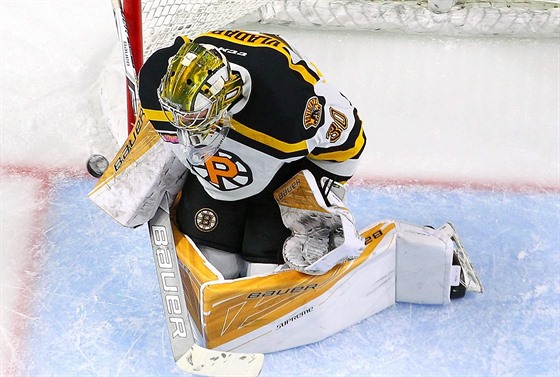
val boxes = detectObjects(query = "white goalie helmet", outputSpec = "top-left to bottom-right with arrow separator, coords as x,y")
157,42 -> 243,165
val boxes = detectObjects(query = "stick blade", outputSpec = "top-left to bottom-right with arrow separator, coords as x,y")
177,345 -> 264,377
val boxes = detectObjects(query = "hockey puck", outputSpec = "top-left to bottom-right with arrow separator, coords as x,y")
87,154 -> 109,178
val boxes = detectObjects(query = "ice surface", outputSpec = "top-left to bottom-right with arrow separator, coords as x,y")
10,179 -> 560,376
1,1 -> 558,376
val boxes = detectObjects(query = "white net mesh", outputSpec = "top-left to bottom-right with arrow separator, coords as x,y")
140,0 -> 559,57
241,0 -> 559,37
142,0 -> 273,58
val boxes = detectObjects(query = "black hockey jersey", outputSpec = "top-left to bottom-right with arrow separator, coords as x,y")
139,30 -> 366,201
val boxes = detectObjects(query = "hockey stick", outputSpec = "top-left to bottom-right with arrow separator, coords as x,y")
148,193 -> 265,376
86,0 -> 136,179
111,0 -> 140,121
86,0 -> 141,179
110,1 -> 264,373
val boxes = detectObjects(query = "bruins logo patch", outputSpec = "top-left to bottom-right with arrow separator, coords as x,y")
195,208 -> 218,232
303,96 -> 322,129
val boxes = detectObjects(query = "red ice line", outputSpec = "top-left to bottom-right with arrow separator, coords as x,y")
0,163 -> 557,375
351,176 -> 560,194
1,164 -> 89,376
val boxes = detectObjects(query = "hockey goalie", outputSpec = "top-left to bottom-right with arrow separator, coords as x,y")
89,29 -> 483,356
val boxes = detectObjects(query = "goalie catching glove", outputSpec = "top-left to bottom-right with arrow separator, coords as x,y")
274,170 -> 365,275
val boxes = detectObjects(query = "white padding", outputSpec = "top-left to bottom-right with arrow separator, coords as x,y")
245,262 -> 281,277
199,245 -> 246,279
395,223 -> 454,305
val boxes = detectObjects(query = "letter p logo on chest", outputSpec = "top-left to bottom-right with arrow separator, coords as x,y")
194,150 -> 254,191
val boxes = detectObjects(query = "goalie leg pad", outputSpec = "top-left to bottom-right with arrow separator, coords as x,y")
394,222 -> 456,305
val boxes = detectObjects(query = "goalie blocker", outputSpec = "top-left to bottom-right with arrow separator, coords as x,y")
173,171 -> 482,353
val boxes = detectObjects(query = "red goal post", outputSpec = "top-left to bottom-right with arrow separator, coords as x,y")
120,0 -> 559,131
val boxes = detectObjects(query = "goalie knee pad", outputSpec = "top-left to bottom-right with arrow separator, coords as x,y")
198,245 -> 246,279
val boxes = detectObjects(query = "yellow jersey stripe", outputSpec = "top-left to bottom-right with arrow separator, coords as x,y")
309,128 -> 366,162
231,119 -> 309,154
200,31 -> 319,86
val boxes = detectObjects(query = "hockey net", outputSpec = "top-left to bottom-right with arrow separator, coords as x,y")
137,0 -> 559,59
111,0 -> 557,134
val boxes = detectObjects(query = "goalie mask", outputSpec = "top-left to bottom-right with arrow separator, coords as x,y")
158,42 -> 243,165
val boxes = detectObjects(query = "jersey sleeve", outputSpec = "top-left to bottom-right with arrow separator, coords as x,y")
304,79 -> 366,183
263,32 -> 366,181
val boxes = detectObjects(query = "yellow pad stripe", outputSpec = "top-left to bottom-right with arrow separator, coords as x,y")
143,108 -> 173,122
274,171 -> 329,213
88,110 -> 160,195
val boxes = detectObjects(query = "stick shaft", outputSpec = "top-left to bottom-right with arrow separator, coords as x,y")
147,194 -> 195,361
111,0 -> 141,132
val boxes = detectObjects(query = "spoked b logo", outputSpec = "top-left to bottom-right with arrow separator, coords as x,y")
192,149 -> 253,191
195,208 -> 218,232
